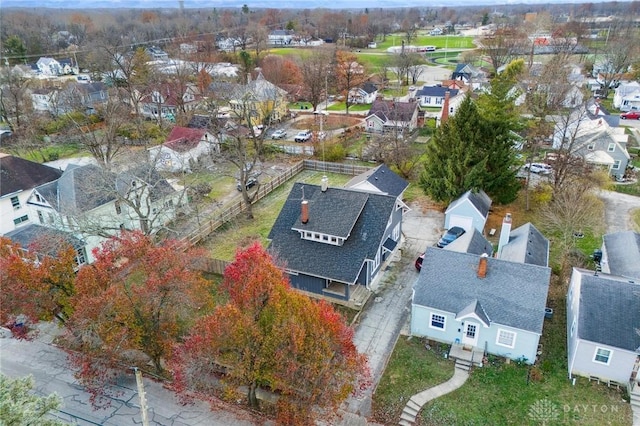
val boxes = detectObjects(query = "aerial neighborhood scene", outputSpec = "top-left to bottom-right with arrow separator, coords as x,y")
2,0 -> 640,425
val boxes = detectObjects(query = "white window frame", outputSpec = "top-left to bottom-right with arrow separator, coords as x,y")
607,143 -> 615,152
593,347 -> 612,365
11,196 -> 20,210
496,329 -> 516,348
429,313 -> 446,330
611,160 -> 621,170
587,143 -> 595,151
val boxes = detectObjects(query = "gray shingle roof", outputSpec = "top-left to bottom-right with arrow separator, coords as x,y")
268,183 -> 396,284
575,269 -> 640,352
446,189 -> 492,219
346,164 -> 408,198
445,228 -> 493,256
455,299 -> 491,326
603,231 -> 640,281
499,223 -> 549,267
5,224 -> 84,253
0,154 -> 62,197
415,86 -> 459,98
367,99 -> 417,123
291,189 -> 368,238
414,248 -> 551,333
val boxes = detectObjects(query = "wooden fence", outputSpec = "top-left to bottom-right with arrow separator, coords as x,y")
182,159 -> 373,270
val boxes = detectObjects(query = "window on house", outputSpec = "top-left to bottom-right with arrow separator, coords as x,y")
76,247 -> 87,265
430,313 -> 445,330
11,196 -> 20,210
35,193 -> 44,203
593,347 -> 611,364
47,212 -> 54,224
587,143 -> 595,150
13,215 -> 29,225
607,143 -> 615,152
115,201 -> 121,214
37,211 -> 45,224
496,329 -> 516,348
612,160 -> 621,170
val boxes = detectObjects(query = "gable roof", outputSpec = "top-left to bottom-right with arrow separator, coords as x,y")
0,153 -> 63,197
268,183 -> 396,284
164,127 -> 209,152
414,248 -> 551,333
361,82 -> 378,94
367,99 -> 417,123
445,189 -> 492,219
602,231 -> 640,280
416,85 -> 459,98
574,268 -> 640,352
345,164 -> 409,198
445,228 -> 493,256
499,223 -> 549,267
5,223 -> 84,252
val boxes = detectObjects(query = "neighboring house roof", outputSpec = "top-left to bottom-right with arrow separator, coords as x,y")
414,248 -> 551,334
5,224 -> 84,252
445,228 -> 493,256
268,182 -> 396,284
164,127 -> 209,152
573,268 -> 640,352
499,223 -> 549,267
367,99 -> 417,123
345,164 -> 408,198
602,231 -> 640,280
361,82 -> 378,95
0,153 -> 63,197
445,189 -> 492,219
416,85 -> 459,98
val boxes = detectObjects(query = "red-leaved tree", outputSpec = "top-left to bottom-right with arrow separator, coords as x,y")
0,235 -> 77,328
66,231 -> 213,403
171,242 -> 369,425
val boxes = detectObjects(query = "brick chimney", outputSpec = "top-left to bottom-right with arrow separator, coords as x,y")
497,213 -> 512,258
301,200 -> 309,224
477,254 -> 488,279
441,90 -> 451,124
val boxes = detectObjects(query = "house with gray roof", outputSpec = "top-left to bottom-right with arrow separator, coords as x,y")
4,224 -> 88,267
27,163 -> 182,263
444,228 -> 493,256
567,268 -> 640,386
345,163 -> 409,204
365,99 -> 418,134
496,214 -> 550,267
415,85 -> 459,108
444,189 -> 491,234
600,231 -> 640,281
348,82 -> 378,105
0,153 -> 63,235
411,248 -> 551,364
268,180 -> 402,305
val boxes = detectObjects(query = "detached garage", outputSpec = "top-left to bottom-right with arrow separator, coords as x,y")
444,190 -> 492,234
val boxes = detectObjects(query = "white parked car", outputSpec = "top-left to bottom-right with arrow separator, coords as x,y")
294,130 -> 312,143
524,162 -> 553,175
271,129 -> 287,140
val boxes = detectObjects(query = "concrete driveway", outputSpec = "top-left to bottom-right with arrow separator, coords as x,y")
599,189 -> 640,233
338,202 -> 444,424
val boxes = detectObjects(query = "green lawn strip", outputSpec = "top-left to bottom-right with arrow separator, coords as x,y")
376,35 -> 474,51
613,182 -> 640,196
326,103 -> 371,112
354,52 -> 394,70
372,336 -> 454,424
203,170 -> 353,260
632,208 -> 640,230
17,142 -> 87,163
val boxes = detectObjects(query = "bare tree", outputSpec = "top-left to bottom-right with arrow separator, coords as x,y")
298,49 -> 333,111
0,67 -> 33,129
480,25 -> 527,75
594,21 -> 639,98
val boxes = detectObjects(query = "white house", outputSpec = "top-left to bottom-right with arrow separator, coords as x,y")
415,86 -> 460,108
36,57 -> 63,76
613,81 -> 640,111
0,153 -> 63,236
149,127 -> 219,173
348,82 -> 378,105
444,190 -> 491,234
269,30 -> 294,46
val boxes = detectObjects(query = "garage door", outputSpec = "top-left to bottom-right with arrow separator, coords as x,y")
448,215 -> 473,232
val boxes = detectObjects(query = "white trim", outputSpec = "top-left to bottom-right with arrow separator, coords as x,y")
593,346 -> 612,365
496,328 -> 517,348
429,313 -> 446,331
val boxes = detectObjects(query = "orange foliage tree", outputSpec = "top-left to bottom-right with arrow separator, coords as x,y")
66,231 -> 213,402
0,235 -> 77,327
335,50 -> 367,116
171,242 -> 369,425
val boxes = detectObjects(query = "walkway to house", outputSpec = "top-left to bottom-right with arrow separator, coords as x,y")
398,367 -> 469,426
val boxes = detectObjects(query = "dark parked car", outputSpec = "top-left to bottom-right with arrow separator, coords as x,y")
436,226 -> 466,248
415,253 -> 425,271
237,177 -> 258,191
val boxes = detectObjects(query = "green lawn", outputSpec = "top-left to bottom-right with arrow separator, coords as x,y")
13,142 -> 87,163
326,103 -> 371,113
375,35 -> 475,51
202,170 -> 354,260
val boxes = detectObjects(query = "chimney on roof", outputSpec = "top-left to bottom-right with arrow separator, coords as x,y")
301,200 -> 309,224
477,253 -> 488,279
441,90 -> 451,124
497,213 -> 512,258
321,175 -> 328,192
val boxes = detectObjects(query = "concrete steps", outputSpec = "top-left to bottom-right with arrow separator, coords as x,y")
398,397 -> 421,425
455,358 -> 473,372
629,387 -> 640,426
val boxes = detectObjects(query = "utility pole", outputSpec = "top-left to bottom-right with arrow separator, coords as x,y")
133,368 -> 150,426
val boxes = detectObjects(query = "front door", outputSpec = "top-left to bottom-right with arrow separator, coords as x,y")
461,322 -> 479,347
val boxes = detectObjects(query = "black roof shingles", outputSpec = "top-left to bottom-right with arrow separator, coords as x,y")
268,183 -> 396,284
0,154 -> 63,197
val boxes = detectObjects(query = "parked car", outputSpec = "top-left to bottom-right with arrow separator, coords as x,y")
316,131 -> 327,140
294,130 -> 312,143
237,177 -> 258,191
524,162 -> 553,175
620,111 -> 640,120
436,226 -> 466,248
271,129 -> 287,140
415,253 -> 425,271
